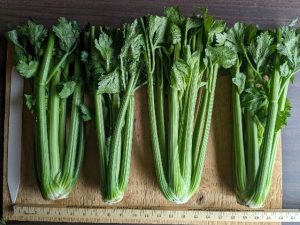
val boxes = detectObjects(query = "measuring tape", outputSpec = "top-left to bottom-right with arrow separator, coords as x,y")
13,205 -> 300,223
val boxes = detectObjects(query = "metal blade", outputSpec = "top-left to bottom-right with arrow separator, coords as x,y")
7,67 -> 24,203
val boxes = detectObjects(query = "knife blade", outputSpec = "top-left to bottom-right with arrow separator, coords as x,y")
7,67 -> 24,203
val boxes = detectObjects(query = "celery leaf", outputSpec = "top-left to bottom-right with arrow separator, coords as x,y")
232,72 -> 246,94
56,81 -> 76,98
16,60 -> 38,78
275,98 -> 292,131
53,17 -> 79,52
79,104 -> 92,121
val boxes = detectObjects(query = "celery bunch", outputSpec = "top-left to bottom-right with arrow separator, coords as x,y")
140,8 -> 236,203
82,20 -> 144,203
228,22 -> 299,207
7,18 -> 90,200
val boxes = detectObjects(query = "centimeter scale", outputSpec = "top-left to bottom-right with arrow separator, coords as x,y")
13,205 -> 300,223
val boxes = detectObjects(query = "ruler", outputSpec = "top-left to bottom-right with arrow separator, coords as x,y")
13,205 -> 300,223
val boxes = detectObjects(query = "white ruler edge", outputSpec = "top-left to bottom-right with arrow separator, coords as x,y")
13,205 -> 300,223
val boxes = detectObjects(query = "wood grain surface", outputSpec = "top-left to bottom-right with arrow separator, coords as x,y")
0,1 -> 300,225
2,46 -> 282,225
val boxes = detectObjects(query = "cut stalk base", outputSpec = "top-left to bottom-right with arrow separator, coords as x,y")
45,188 -> 70,200
170,198 -> 189,204
104,194 -> 124,205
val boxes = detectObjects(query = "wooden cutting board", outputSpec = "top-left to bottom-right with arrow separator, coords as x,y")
2,44 -> 282,224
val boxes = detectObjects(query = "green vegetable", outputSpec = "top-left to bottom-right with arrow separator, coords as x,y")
83,20 -> 144,203
140,7 -> 236,203
7,18 -> 89,200
228,22 -> 299,207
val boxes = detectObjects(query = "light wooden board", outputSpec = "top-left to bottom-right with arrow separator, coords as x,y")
2,44 -> 282,224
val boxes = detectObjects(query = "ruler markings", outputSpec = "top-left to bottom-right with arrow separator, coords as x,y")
12,205 -> 300,223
